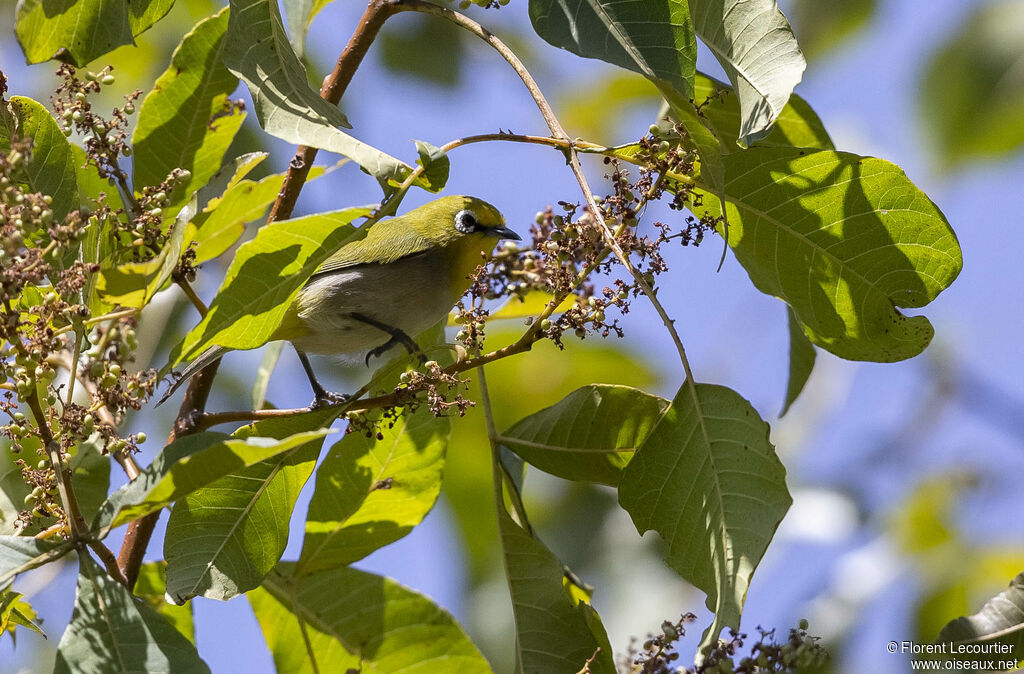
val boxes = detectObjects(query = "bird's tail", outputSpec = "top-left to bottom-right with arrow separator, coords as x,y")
156,346 -> 227,407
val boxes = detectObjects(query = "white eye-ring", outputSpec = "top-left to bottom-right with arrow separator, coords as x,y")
454,209 -> 478,234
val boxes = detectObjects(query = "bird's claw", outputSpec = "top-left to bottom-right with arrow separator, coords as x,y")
309,390 -> 351,411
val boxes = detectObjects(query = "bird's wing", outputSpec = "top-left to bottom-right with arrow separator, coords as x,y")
313,218 -> 433,276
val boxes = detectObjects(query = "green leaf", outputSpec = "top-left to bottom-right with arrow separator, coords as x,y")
134,562 -> 195,643
918,0 -> 1024,168
788,0 -> 877,61
249,563 -> 490,673
529,0 -> 696,100
15,0 -> 174,66
689,0 -> 806,147
699,147 -> 962,362
225,0 -> 416,185
498,385 -> 668,486
414,140 -> 450,193
174,207 -> 369,363
935,571 -> 1024,665
163,410 -> 336,602
92,428 -> 331,532
54,554 -> 209,674
0,536 -> 72,588
1,588 -> 45,643
781,307 -> 816,416
297,409 -> 450,575
95,193 -> 196,309
183,165 -> 325,265
693,73 -> 833,152
0,96 -> 78,220
132,7 -> 245,206
497,506 -> 615,673
618,383 -> 791,658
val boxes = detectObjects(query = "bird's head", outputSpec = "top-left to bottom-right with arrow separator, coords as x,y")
410,195 -> 519,247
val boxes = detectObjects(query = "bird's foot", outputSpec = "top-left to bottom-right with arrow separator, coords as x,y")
309,390 -> 352,411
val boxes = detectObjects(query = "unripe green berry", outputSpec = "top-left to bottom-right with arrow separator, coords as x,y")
101,74 -> 116,85
135,432 -> 147,444
540,319 -> 552,331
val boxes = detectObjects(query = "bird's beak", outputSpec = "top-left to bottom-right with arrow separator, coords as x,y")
486,225 -> 522,241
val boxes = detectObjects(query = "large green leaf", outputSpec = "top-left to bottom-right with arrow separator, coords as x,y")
249,564 -> 490,673
175,207 -> 369,363
699,147 -> 962,362
0,536 -> 72,587
0,588 -> 45,642
132,7 -> 244,204
530,0 -> 696,100
693,73 -> 832,152
918,0 -> 1024,168
183,165 -> 325,265
498,384 -> 667,487
689,0 -> 806,147
15,0 -> 174,66
224,0 -> 415,185
95,194 -> 196,309
497,506 -> 616,673
297,409 -> 450,575
934,571 -> 1024,666
92,428 -> 330,532
781,306 -> 816,416
163,409 -> 336,602
0,96 -> 78,220
618,383 -> 791,657
54,554 -> 209,673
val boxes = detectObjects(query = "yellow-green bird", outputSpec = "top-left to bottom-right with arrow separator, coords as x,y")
162,195 -> 519,406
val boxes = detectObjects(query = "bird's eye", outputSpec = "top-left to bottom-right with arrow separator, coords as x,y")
454,209 -> 478,234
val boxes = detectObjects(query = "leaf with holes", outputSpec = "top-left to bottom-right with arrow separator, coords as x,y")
699,147 -> 962,362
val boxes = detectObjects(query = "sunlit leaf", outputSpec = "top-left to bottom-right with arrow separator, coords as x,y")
132,7 -> 245,207
95,194 -> 197,308
164,409 -> 336,602
414,140 -> 450,193
174,207 -> 369,363
0,588 -> 45,642
0,96 -> 78,220
499,384 -> 667,486
92,428 -> 330,532
225,0 -> 418,185
699,148 -> 962,362
297,409 -> 450,575
689,0 -> 806,147
183,165 -> 325,265
54,554 -> 209,673
15,0 -> 175,66
249,563 -> 490,673
618,383 -> 791,658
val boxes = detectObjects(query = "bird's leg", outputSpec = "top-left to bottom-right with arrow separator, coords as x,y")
349,312 -> 426,366
296,349 -> 350,409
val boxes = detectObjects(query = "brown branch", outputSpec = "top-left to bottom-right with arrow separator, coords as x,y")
266,0 -> 411,223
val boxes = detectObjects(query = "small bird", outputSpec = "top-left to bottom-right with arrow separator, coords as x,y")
161,195 -> 519,407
